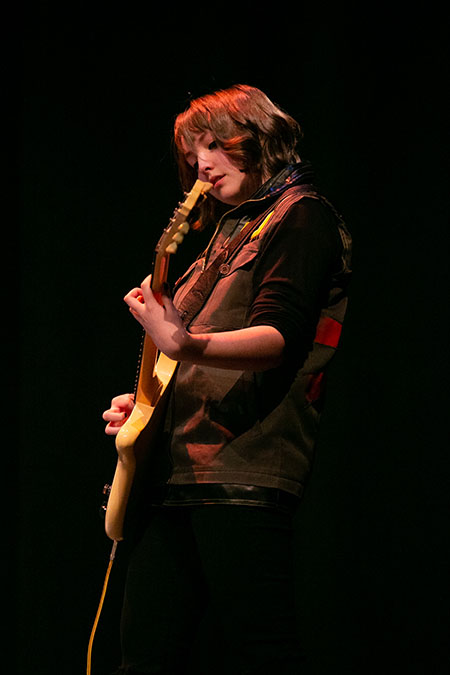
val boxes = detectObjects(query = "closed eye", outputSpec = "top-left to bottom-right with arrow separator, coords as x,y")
184,138 -> 217,169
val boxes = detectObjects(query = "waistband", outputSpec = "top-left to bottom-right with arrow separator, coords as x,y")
152,483 -> 301,514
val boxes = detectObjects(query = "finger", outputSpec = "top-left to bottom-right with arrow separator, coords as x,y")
140,274 -> 153,290
124,289 -> 145,312
161,292 -> 179,318
128,306 -> 142,320
102,405 -> 120,421
124,287 -> 143,301
104,408 -> 132,435
139,275 -> 158,304
105,422 -> 121,436
111,393 -> 134,408
102,409 -> 128,423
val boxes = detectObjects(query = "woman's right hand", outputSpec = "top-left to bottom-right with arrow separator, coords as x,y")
102,393 -> 135,436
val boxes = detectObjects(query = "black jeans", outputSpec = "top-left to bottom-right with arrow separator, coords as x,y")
116,504 -> 302,674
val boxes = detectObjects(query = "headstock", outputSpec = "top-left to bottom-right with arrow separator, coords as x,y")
151,180 -> 212,294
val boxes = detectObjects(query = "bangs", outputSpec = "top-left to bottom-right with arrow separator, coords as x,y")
174,97 -> 240,154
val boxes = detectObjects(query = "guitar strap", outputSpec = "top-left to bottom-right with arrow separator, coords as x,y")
176,186 -> 316,328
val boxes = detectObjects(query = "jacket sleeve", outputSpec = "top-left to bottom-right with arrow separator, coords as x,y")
249,197 -> 342,364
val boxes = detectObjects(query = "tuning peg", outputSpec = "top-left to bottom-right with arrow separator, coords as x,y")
172,232 -> 184,244
166,242 -> 178,254
178,222 -> 189,234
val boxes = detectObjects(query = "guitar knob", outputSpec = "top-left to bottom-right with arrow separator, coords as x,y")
172,232 -> 184,244
99,484 -> 111,519
166,242 -> 178,254
178,222 -> 190,234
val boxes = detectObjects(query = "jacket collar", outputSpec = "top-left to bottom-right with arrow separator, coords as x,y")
251,161 -> 316,201
213,161 -> 317,229
223,161 -> 316,222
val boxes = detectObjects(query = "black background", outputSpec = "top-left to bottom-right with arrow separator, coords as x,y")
13,4 -> 449,674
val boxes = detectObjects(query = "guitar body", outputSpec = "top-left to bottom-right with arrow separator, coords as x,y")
105,347 -> 177,541
104,179 -> 212,541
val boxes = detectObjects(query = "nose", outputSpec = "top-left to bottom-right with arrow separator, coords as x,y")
197,152 -> 213,177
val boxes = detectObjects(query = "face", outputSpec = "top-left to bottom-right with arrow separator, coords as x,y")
181,131 -> 261,206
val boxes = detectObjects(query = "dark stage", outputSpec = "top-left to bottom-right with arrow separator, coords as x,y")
14,6 -> 449,674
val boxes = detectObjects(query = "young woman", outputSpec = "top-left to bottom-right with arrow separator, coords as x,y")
102,84 -> 352,675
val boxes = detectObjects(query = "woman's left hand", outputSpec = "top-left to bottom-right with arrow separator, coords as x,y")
124,275 -> 190,360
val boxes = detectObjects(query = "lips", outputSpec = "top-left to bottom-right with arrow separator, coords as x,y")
210,175 -> 225,187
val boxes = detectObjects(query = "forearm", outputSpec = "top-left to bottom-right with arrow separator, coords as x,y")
124,277 -> 285,371
173,324 -> 285,371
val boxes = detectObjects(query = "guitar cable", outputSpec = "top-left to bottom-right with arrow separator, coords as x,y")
86,540 -> 118,675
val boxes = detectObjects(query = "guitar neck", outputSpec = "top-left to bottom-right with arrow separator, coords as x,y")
151,252 -> 169,297
134,179 -> 212,398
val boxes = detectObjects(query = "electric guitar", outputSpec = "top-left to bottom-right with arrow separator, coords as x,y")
104,179 -> 212,541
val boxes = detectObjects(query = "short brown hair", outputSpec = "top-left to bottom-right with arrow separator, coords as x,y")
173,85 -> 302,225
